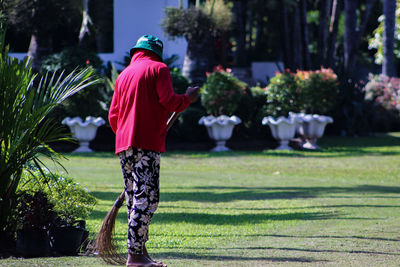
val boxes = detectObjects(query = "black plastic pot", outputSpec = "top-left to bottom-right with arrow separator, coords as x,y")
16,229 -> 50,257
49,225 -> 85,255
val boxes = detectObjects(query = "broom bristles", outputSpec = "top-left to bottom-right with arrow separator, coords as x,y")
96,192 -> 126,265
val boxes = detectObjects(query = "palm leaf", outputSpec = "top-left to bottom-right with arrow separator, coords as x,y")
0,45 -> 100,233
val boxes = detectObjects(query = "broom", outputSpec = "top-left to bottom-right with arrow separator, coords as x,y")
96,111 -> 180,264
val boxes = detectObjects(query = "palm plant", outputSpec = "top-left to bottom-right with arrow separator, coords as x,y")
0,40 -> 99,240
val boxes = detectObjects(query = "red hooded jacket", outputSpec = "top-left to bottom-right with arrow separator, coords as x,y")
108,50 -> 190,154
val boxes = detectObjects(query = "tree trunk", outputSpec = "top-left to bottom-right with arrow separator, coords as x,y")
344,0 -> 376,74
91,0 -> 113,52
282,3 -> 292,69
79,0 -> 91,47
233,0 -> 246,66
292,3 -> 303,70
300,0 -> 311,69
254,0 -> 265,56
326,0 -> 342,68
382,0 -> 396,76
318,0 -> 332,67
182,36 -> 214,84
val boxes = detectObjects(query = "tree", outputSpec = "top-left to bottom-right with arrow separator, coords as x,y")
280,0 -> 310,70
162,0 -> 232,83
382,0 -> 396,76
343,0 -> 377,74
6,0 -> 82,71
369,1 -> 400,75
326,0 -> 342,68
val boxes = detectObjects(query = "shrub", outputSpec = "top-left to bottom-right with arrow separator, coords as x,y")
16,191 -> 56,231
296,67 -> 339,114
264,68 -> 339,117
363,74 -> 400,131
171,68 -> 190,95
41,46 -> 107,119
18,168 -> 97,226
364,74 -> 400,114
201,65 -> 246,116
264,70 -> 300,117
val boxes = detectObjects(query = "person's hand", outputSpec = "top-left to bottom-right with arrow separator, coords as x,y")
186,86 -> 200,103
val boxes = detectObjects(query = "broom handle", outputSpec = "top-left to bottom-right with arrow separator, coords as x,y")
115,112 -> 180,205
167,111 -> 180,131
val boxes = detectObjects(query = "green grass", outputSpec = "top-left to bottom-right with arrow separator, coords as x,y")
2,134 -> 400,266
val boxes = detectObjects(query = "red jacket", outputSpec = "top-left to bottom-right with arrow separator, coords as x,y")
108,50 -> 190,154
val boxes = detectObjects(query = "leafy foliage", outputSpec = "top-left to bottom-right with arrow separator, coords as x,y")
201,0 -> 232,32
264,68 -> 339,117
0,41 -> 98,236
368,5 -> 400,64
16,191 -> 56,230
264,70 -> 300,117
296,68 -> 339,114
162,7 -> 215,42
40,46 -> 106,118
171,68 -> 190,95
364,73 -> 400,115
18,169 -> 97,226
201,65 -> 246,116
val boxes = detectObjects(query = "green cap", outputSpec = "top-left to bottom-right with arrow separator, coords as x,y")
130,35 -> 163,59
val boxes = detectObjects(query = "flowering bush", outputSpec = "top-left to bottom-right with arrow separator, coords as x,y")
364,74 -> 400,115
201,65 -> 246,116
296,67 -> 339,114
264,67 -> 339,117
264,70 -> 301,117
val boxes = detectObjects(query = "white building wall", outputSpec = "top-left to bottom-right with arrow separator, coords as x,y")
10,0 -> 188,68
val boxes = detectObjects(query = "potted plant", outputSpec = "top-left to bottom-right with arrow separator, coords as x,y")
15,191 -> 56,257
262,70 -> 302,150
48,175 -> 97,256
199,66 -> 245,151
293,68 -> 338,149
17,169 -> 97,256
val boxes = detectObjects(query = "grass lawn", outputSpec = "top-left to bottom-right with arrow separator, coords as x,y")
1,134 -> 400,266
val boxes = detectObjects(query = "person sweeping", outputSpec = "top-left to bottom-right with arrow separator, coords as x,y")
104,35 -> 199,267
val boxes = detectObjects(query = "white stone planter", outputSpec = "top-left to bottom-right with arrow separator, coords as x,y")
290,113 -> 333,150
262,116 -> 301,150
62,116 -> 105,152
199,115 -> 241,152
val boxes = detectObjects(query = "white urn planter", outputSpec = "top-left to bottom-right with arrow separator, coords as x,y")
62,116 -> 106,153
291,113 -> 333,150
262,116 -> 301,150
199,115 -> 241,152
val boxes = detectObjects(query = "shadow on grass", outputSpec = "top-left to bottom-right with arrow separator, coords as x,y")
154,251 -> 327,263
158,246 -> 400,256
91,185 -> 400,205
160,204 -> 400,212
163,134 -> 400,158
160,185 -> 400,203
90,209 -> 339,227
151,211 -> 339,225
108,252 -> 326,263
264,234 -> 400,242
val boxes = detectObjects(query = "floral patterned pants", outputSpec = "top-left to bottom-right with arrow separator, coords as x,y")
119,147 -> 160,254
